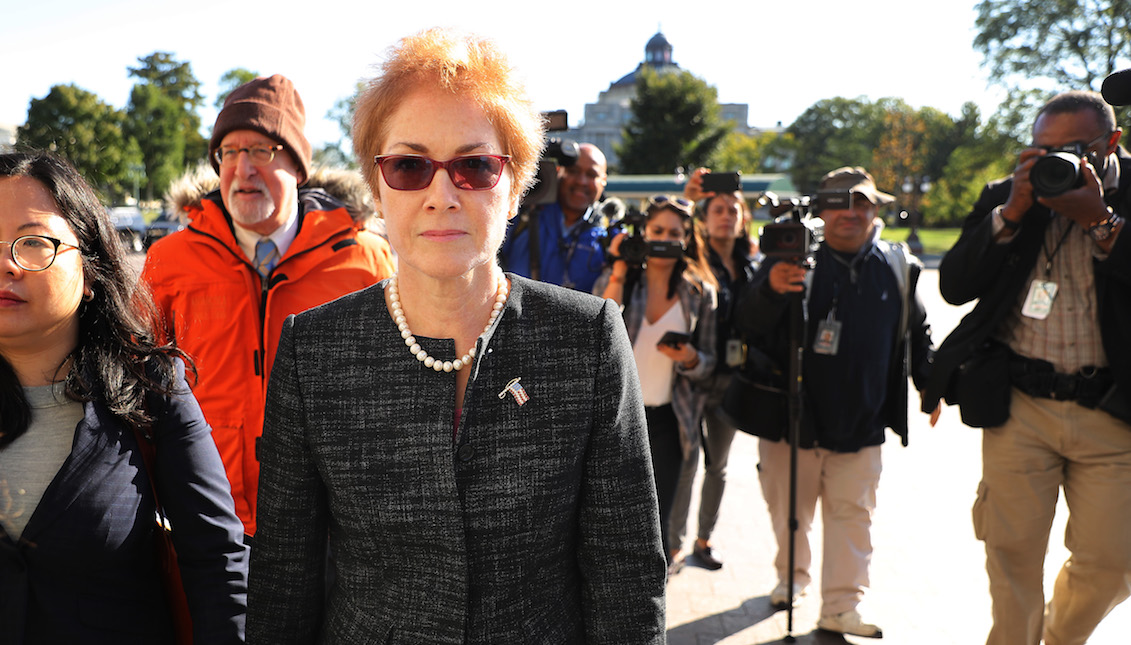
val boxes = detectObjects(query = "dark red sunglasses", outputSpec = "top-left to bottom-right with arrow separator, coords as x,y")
373,154 -> 511,191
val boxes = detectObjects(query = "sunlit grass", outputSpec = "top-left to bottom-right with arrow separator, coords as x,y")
881,227 -> 962,256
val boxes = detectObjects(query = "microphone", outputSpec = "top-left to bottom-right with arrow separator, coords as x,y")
598,197 -> 626,222
1101,68 -> 1131,107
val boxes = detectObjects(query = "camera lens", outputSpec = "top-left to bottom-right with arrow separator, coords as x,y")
1031,152 -> 1082,197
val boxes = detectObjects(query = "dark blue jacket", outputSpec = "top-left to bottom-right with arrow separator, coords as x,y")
0,360 -> 248,644
725,236 -> 934,451
498,202 -> 607,292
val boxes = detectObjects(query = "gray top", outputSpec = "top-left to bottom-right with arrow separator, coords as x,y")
0,383 -> 81,538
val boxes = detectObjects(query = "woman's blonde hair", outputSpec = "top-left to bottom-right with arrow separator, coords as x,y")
352,27 -> 545,203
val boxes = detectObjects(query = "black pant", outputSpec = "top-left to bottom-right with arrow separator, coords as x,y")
646,404 -> 683,561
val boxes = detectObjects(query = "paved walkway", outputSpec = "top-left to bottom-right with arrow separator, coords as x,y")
663,268 -> 1131,644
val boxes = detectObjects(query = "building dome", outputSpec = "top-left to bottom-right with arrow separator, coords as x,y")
611,31 -> 678,88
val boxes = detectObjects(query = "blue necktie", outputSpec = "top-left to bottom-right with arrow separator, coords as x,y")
253,239 -> 279,279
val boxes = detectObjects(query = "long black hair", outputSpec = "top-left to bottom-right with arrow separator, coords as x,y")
0,151 -> 187,449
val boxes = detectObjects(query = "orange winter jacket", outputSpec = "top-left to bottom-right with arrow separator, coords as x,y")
142,188 -> 395,535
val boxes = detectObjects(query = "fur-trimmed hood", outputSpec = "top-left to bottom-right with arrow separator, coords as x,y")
164,163 -> 378,228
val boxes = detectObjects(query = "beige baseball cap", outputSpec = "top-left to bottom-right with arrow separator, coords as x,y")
818,166 -> 895,205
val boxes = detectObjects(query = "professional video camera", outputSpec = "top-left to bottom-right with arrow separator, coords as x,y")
519,110 -> 579,215
607,205 -> 686,266
1030,143 -> 1099,197
756,192 -> 825,266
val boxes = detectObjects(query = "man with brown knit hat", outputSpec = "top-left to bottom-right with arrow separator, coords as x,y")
142,74 -> 395,539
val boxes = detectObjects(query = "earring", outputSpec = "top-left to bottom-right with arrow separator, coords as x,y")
83,289 -> 94,302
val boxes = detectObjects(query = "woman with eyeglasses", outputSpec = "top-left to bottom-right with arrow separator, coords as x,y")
0,152 -> 248,644
247,28 -> 666,645
595,195 -> 719,574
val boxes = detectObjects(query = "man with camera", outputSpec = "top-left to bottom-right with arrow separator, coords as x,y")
499,142 -> 609,291
924,89 -> 1131,645
728,167 -> 935,638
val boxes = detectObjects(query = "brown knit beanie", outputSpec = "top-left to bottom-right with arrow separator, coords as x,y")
209,74 -> 311,185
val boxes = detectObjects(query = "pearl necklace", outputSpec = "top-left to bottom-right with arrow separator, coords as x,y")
387,274 -> 508,372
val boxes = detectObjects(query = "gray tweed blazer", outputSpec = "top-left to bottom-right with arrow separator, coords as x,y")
248,275 -> 667,644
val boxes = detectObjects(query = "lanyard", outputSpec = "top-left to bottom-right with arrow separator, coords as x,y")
1041,220 -> 1074,278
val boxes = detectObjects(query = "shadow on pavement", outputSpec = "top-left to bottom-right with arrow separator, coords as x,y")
666,595 -> 857,645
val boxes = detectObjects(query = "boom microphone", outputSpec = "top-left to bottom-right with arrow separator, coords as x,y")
1101,68 -> 1131,107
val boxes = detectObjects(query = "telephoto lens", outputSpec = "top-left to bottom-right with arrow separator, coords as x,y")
1030,152 -> 1082,197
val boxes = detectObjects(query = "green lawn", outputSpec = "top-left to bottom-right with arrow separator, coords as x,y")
880,227 -> 962,256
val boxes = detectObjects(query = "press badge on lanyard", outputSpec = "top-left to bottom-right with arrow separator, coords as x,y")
813,310 -> 842,356
1022,221 -> 1071,320
1021,279 -> 1058,320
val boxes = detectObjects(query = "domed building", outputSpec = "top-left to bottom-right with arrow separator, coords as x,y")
563,31 -> 759,170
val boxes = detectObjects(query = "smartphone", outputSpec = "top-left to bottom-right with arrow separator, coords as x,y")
700,171 -> 742,194
657,331 -> 693,348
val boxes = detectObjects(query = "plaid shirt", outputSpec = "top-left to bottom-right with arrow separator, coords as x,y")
994,155 -> 1120,372
594,270 -> 718,459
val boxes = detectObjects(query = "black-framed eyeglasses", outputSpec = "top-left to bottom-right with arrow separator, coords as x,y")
0,235 -> 81,271
647,194 -> 694,215
373,154 -> 511,191
1037,131 -> 1112,163
213,144 -> 285,167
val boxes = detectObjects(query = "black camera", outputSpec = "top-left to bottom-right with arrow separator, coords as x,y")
610,208 -> 687,265
519,110 -> 578,215
1031,150 -> 1085,197
758,195 -> 823,265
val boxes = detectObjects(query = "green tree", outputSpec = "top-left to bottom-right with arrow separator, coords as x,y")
784,96 -> 890,194
974,0 -> 1131,135
710,130 -> 784,175
128,52 -> 207,166
215,68 -> 260,109
125,84 -> 185,201
319,81 -> 367,169
616,67 -> 729,174
17,84 -> 140,202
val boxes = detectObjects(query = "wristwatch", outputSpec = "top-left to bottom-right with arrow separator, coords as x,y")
1087,208 -> 1122,242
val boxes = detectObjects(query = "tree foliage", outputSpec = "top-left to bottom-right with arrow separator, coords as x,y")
17,84 -> 140,202
974,0 -> 1131,90
974,0 -> 1131,137
128,52 -> 206,167
784,97 -> 891,194
782,97 -> 1014,226
710,130 -> 786,175
215,68 -> 259,109
125,84 -> 185,201
616,67 -> 729,174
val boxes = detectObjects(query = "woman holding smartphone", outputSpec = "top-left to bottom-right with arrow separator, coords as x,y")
595,195 -> 718,572
667,168 -> 762,571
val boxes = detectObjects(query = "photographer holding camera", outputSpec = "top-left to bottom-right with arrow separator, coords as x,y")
924,89 -> 1131,645
594,195 -> 718,574
729,167 -> 935,638
499,142 -> 609,291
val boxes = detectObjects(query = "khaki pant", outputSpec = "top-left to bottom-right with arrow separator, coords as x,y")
977,389 -> 1131,645
758,438 -> 882,616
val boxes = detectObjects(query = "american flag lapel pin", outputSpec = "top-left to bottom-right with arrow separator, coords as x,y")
498,377 -> 529,406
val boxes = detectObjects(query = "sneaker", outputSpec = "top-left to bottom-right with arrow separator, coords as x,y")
817,609 -> 883,638
692,542 -> 723,570
769,581 -> 806,610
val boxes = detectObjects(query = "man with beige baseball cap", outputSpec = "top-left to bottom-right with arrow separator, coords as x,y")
731,166 -> 936,637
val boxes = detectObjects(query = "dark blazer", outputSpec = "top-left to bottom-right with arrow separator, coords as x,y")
248,275 -> 667,645
924,148 -> 1131,415
0,360 -> 249,644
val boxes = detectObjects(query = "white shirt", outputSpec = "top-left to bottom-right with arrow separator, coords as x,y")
633,301 -> 687,407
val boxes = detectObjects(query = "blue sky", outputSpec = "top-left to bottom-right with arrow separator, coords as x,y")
3,0 -> 1006,148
